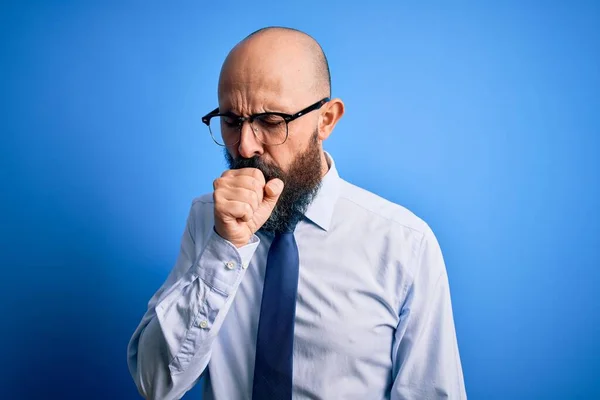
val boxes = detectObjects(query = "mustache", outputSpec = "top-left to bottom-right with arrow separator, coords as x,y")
225,153 -> 285,182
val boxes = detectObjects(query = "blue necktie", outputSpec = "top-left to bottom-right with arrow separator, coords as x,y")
252,231 -> 299,400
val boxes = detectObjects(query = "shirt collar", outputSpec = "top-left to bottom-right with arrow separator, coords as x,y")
303,152 -> 340,232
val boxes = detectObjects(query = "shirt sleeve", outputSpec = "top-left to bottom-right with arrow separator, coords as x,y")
127,200 -> 260,400
391,227 -> 467,400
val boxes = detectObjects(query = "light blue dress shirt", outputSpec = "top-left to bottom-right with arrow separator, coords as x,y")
127,153 -> 466,400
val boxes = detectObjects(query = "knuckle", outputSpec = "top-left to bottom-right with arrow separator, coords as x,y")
253,178 -> 264,192
213,196 -> 224,209
213,187 -> 224,200
249,178 -> 258,191
249,190 -> 258,205
253,168 -> 265,182
213,177 -> 226,189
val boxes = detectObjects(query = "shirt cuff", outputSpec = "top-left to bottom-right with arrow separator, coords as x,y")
194,231 -> 260,295
237,235 -> 260,268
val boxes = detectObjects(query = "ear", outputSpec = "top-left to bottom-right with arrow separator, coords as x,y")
318,98 -> 345,141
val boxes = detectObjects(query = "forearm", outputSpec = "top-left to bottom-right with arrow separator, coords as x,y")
128,230 -> 258,400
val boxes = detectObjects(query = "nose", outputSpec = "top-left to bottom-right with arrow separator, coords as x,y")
237,120 -> 263,159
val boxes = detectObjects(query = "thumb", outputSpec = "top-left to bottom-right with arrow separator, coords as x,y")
251,178 -> 284,232
263,178 -> 284,207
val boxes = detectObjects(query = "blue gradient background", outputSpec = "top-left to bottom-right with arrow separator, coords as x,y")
1,1 -> 599,399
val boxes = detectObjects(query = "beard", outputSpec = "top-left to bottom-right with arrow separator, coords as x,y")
224,131 -> 323,234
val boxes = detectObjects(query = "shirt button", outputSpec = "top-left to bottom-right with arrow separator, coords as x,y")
225,261 -> 236,270
199,320 -> 208,329
242,262 -> 249,270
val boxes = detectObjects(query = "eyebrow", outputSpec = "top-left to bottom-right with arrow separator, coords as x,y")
220,108 -> 289,117
220,109 -> 241,116
220,102 -> 293,115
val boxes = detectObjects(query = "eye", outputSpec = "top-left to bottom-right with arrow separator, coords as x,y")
256,114 -> 285,126
222,116 -> 240,128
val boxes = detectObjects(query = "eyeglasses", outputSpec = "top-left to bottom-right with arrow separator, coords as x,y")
201,97 -> 330,147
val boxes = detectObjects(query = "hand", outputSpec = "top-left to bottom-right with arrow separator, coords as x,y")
213,168 -> 284,247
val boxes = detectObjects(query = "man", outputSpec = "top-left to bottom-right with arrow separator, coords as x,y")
127,27 -> 466,400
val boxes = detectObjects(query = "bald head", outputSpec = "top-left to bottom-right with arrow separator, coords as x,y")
244,27 -> 331,96
218,27 -> 331,110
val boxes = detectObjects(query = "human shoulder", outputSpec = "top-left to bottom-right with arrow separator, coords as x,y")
337,178 -> 432,238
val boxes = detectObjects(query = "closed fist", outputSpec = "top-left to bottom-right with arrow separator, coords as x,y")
213,168 -> 284,247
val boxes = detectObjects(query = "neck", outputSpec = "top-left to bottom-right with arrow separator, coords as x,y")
319,150 -> 330,178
